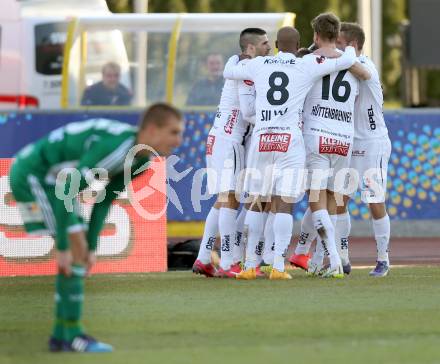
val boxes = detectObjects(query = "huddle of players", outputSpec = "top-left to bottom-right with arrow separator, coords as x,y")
193,12 -> 391,280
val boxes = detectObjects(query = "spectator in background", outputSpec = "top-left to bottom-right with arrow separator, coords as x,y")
186,53 -> 224,106
81,62 -> 132,106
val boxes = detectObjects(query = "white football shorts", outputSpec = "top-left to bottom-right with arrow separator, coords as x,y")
304,134 -> 353,192
244,131 -> 306,199
348,136 -> 391,203
206,133 -> 245,194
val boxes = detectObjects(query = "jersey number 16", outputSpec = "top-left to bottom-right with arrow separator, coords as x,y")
321,70 -> 351,102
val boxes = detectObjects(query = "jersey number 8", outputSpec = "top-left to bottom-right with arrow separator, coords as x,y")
267,72 -> 289,106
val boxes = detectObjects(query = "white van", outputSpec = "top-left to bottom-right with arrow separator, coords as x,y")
0,0 -> 119,109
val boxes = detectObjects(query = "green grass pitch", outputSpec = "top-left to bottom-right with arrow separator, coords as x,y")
1,267 -> 440,364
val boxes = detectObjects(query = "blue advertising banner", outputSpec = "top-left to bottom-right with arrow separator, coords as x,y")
0,109 -> 439,221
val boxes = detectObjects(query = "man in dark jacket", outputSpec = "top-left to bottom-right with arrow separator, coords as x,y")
81,62 -> 132,106
186,53 -> 224,106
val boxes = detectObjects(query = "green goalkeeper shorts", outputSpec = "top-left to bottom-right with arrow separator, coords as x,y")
9,159 -> 84,237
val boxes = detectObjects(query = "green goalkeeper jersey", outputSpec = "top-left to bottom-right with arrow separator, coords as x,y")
12,118 -> 150,251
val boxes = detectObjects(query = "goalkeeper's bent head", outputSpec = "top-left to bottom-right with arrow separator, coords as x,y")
136,103 -> 184,157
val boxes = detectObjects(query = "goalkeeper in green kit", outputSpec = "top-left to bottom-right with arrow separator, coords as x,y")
9,103 -> 183,353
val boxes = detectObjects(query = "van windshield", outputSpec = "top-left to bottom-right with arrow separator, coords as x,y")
35,22 -> 67,75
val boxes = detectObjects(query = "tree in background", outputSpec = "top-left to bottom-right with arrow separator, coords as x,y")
106,0 -> 409,105
382,0 -> 406,101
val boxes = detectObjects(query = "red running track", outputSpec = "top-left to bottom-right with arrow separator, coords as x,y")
337,237 -> 440,266
171,237 -> 440,267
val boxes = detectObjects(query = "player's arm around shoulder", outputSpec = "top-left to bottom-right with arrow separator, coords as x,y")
303,46 -> 358,81
223,54 -> 260,81
223,54 -> 240,79
313,47 -> 370,81
349,60 -> 371,81
361,56 -> 382,86
313,47 -> 341,58
337,46 -> 357,69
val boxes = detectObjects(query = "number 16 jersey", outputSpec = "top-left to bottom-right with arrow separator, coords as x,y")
302,54 -> 359,143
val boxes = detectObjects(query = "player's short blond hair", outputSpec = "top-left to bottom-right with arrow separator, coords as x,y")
140,103 -> 182,129
311,13 -> 340,42
340,22 -> 365,50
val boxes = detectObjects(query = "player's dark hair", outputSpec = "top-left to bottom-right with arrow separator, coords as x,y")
239,27 -> 267,52
139,103 -> 182,129
311,13 -> 340,42
340,22 -> 365,50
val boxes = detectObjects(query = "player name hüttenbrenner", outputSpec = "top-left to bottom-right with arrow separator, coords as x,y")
311,104 -> 353,123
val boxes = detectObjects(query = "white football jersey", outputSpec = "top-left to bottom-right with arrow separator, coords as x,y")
354,54 -> 388,139
223,47 -> 357,138
237,75 -> 256,124
303,50 -> 359,142
210,56 -> 254,143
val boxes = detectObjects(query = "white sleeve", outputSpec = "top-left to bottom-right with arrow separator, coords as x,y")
238,80 -> 256,124
364,61 -> 380,87
305,46 -> 357,81
224,55 -> 239,70
223,56 -> 256,80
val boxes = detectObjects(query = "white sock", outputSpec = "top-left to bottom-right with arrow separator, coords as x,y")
312,209 -> 341,269
329,213 -> 338,260
197,207 -> 219,264
219,207 -> 237,270
310,213 -> 335,267
335,212 -> 351,265
233,208 -> 247,264
255,212 -> 268,266
295,207 -> 318,255
329,214 -> 338,261
263,212 -> 275,265
244,211 -> 265,269
329,214 -> 337,229
273,213 -> 293,272
310,238 -> 326,267
372,214 -> 390,264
